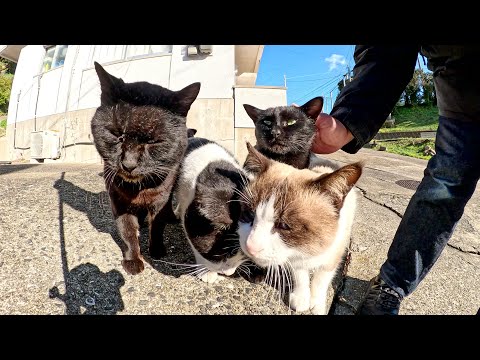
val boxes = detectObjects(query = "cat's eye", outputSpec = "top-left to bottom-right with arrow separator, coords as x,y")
287,119 -> 296,126
263,120 -> 272,126
147,139 -> 157,144
118,135 -> 125,142
276,221 -> 290,230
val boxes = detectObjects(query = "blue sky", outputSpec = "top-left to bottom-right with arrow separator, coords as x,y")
256,45 -> 428,112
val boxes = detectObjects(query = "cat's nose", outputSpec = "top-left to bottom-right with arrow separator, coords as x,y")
121,161 -> 137,173
271,128 -> 281,138
246,240 -> 263,257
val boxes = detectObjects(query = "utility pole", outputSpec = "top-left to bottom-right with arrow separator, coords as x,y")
347,65 -> 351,82
330,91 -> 333,111
284,74 -> 287,88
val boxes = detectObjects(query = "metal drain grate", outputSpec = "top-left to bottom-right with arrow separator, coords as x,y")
395,179 -> 421,190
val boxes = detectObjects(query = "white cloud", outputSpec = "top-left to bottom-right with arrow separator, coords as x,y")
325,54 -> 347,71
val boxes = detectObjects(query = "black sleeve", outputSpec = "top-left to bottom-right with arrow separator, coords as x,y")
330,45 -> 420,153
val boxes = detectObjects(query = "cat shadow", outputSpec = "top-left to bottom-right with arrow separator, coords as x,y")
52,171 -> 200,280
50,172 -> 126,314
49,262 -> 125,315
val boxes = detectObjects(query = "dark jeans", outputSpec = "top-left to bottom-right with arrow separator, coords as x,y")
380,116 -> 480,298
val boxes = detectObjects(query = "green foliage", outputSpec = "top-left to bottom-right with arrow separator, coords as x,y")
379,104 -> 438,133
0,74 -> 13,113
0,58 -> 16,74
399,68 -> 436,107
419,71 -> 436,105
0,73 -> 13,114
374,139 -> 435,160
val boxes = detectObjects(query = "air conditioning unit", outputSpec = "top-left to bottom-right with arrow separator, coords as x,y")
199,45 -> 213,54
30,130 -> 61,159
187,45 -> 213,56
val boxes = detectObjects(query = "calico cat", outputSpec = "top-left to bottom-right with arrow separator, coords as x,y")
237,142 -> 363,314
173,137 -> 249,283
243,96 -> 323,169
90,61 -> 201,275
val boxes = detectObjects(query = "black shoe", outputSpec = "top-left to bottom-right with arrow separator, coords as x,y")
357,275 -> 402,315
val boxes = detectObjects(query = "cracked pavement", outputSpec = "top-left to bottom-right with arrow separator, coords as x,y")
0,148 -> 478,315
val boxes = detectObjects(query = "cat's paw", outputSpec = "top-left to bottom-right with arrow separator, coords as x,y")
122,259 -> 145,275
247,266 -> 267,284
149,243 -> 167,260
289,289 -> 311,313
199,271 -> 222,284
310,302 -> 328,315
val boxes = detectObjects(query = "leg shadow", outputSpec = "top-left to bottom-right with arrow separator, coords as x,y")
50,172 -> 126,315
49,262 -> 125,315
53,172 -> 197,279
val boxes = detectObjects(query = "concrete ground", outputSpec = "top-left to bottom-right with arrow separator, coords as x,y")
0,148 -> 478,315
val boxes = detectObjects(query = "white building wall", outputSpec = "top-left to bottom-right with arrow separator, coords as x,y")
8,45 -> 237,126
234,86 -> 287,128
77,54 -> 172,110
7,45 -> 45,124
169,45 -> 235,99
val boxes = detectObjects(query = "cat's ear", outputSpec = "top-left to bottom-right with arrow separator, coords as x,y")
187,128 -> 197,138
309,161 -> 364,210
243,104 -> 263,124
94,61 -> 124,105
299,96 -> 324,120
244,141 -> 271,175
173,82 -> 201,117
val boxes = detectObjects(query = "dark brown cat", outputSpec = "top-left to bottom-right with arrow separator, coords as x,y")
90,61 -> 201,275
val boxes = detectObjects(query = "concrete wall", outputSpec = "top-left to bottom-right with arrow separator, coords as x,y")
233,86 -> 287,128
0,137 -> 7,161
169,45 -> 235,99
186,98 -> 234,154
234,127 -> 256,165
5,98 -> 234,164
4,45 -> 276,163
77,55 -> 172,110
6,108 -> 101,163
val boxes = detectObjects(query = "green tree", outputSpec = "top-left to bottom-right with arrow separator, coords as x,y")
420,70 -> 436,105
0,58 -> 16,74
0,58 -> 15,114
400,69 -> 423,107
0,73 -> 13,114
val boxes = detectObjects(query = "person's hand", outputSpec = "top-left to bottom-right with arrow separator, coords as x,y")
311,113 -> 354,154
291,103 -> 354,154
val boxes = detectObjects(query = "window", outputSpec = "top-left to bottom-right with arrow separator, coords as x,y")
42,45 -> 69,72
89,45 -> 173,67
125,45 -> 172,59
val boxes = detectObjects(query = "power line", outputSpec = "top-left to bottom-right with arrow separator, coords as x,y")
291,73 -> 344,104
286,70 -> 331,80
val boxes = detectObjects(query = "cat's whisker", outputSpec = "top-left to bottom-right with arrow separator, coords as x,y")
226,199 -> 248,205
153,258 -> 201,269
233,188 -> 252,205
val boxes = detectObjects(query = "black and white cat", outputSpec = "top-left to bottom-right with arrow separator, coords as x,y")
243,97 -> 324,169
173,137 -> 249,283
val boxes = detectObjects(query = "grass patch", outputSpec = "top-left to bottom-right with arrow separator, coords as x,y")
372,138 -> 435,160
379,105 -> 438,133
